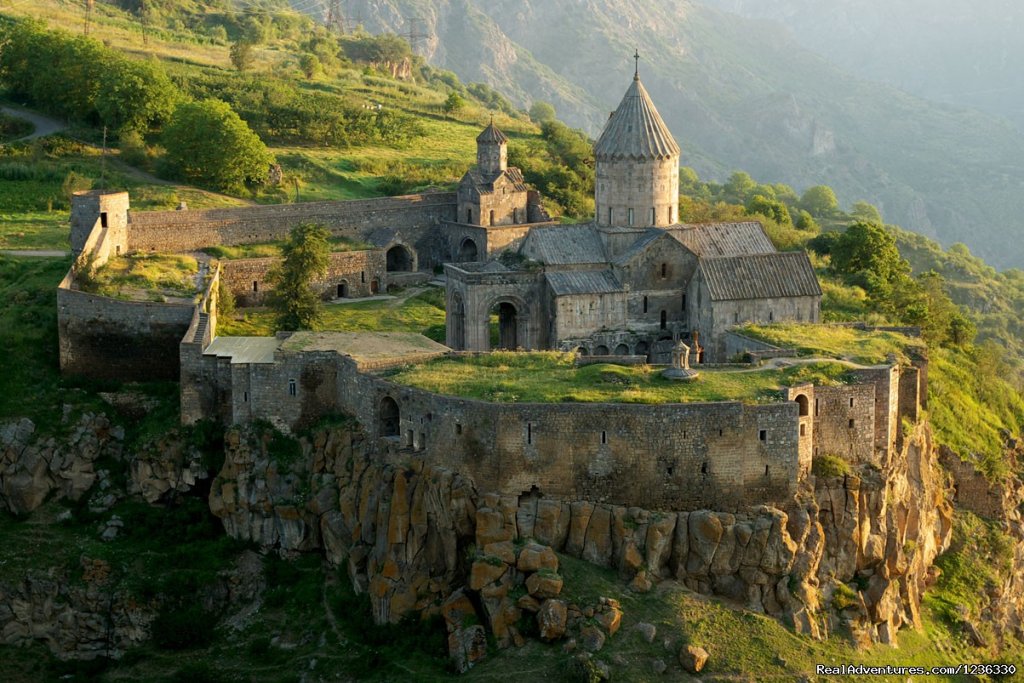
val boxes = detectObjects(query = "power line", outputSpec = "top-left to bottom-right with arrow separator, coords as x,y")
84,0 -> 94,36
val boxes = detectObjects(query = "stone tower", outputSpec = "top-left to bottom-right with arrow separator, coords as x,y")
594,69 -> 681,228
476,120 -> 508,177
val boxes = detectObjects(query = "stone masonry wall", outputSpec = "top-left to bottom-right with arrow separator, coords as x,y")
220,250 -> 387,306
57,278 -> 195,381
127,193 -> 457,254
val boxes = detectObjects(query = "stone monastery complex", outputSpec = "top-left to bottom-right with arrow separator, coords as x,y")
57,72 -> 926,512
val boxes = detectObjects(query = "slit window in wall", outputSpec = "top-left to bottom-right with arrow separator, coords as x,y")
601,431 -> 607,445
406,429 -> 414,447
527,422 -> 532,445
848,419 -> 855,429
815,398 -> 820,416
643,296 -> 648,313
764,465 -> 770,477
800,423 -> 806,436
361,271 -> 366,283
667,466 -> 674,476
628,208 -> 634,225
100,212 -> 108,228
288,379 -> 296,396
455,423 -> 462,435
660,310 -> 667,329
701,462 -> 707,474
253,281 -> 259,292
243,391 -> 248,403
115,245 -> 120,256
608,207 -> 613,224
849,397 -> 855,408
681,293 -> 686,312
759,429 -> 767,441
718,429 -> 723,437
650,207 -> 656,224
420,433 -> 426,450
661,263 -> 667,278
489,209 -> 495,225
769,310 -> 774,322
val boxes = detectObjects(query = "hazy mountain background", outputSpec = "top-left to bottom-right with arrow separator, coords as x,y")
703,0 -> 1024,132
305,0 -> 1024,269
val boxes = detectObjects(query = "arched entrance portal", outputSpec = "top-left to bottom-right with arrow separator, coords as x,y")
458,238 -> 479,262
386,244 -> 414,272
490,302 -> 519,350
337,281 -> 349,298
379,397 -> 400,437
450,293 -> 466,350
614,344 -> 630,356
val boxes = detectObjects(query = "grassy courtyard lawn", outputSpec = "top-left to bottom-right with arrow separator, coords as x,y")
203,236 -> 374,260
217,287 -> 447,341
740,323 -> 924,365
386,352 -> 851,404
85,253 -> 199,302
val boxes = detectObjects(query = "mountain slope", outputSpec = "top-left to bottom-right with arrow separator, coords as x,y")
328,0 -> 1024,269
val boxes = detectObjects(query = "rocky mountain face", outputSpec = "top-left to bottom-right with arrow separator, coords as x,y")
326,0 -> 1024,269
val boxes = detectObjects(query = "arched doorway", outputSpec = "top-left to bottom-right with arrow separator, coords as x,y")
490,301 -> 519,350
795,394 -> 809,417
614,344 -> 630,355
575,347 -> 589,357
337,281 -> 349,298
594,345 -> 610,355
450,293 -> 466,350
635,341 -> 650,362
458,238 -> 479,262
386,244 -> 414,272
379,397 -> 400,437
370,279 -> 380,295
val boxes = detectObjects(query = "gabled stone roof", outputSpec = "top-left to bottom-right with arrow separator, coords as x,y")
594,77 -> 680,161
612,229 -> 690,266
546,270 -> 621,296
460,167 -> 531,194
669,222 -> 776,258
520,225 -> 607,265
477,122 -> 508,144
699,252 -> 822,301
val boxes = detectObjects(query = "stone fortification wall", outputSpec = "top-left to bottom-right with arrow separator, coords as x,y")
812,384 -> 878,465
70,191 -> 129,257
219,250 -> 386,306
127,192 -> 457,254
57,273 -> 195,381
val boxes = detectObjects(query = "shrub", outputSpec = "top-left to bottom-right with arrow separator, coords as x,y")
812,454 -> 851,479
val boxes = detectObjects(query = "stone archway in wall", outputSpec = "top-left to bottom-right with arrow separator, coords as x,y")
795,394 -> 809,417
386,244 -> 414,272
614,343 -> 630,356
635,341 -> 650,362
450,293 -> 466,351
491,302 -> 519,350
379,396 -> 400,437
458,237 -> 479,262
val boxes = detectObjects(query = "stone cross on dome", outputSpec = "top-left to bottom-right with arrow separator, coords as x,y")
634,49 -> 640,80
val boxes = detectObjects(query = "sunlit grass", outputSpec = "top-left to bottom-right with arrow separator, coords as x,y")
387,352 -> 851,404
88,253 -> 199,301
740,323 -> 923,365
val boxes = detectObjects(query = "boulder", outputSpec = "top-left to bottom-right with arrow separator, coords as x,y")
595,605 -> 622,636
679,645 -> 709,673
469,559 -> 508,591
537,599 -> 568,641
579,624 -> 606,652
517,542 -> 559,573
635,622 -> 657,643
526,572 -> 563,599
448,624 -> 487,673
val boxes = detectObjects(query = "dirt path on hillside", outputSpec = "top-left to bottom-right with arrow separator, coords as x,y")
0,106 -> 66,142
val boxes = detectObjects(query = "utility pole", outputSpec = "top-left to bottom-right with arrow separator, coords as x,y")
401,16 -> 428,51
84,0 -> 94,36
100,126 -> 107,189
326,0 -> 346,35
140,0 -> 149,46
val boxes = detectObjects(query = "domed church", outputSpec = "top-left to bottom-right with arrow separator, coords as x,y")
444,67 -> 821,363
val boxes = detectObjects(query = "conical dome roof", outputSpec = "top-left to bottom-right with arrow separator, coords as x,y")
594,77 -> 680,160
477,121 -> 508,144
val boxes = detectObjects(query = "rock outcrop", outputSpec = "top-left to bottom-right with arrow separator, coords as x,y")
128,430 -> 208,503
208,419 -> 952,648
0,414 -> 123,516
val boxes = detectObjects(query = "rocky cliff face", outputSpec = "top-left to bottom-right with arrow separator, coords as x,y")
208,419 -> 952,647
0,414 -> 123,516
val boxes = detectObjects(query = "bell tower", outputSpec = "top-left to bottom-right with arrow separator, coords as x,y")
476,119 -> 508,177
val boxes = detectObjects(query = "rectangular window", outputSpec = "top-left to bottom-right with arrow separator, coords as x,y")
253,281 -> 259,293
361,271 -> 366,283
288,379 -> 296,396
628,208 -> 634,226
681,293 -> 686,312
455,424 -> 462,435
815,399 -> 820,416
848,419 -> 855,429
643,296 -> 648,313
608,207 -> 612,224
650,207 -> 656,224
601,431 -> 607,444
800,423 -> 806,436
849,397 -> 855,408
759,430 -> 767,441
527,422 -> 532,445
100,212 -> 108,228
243,391 -> 249,403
